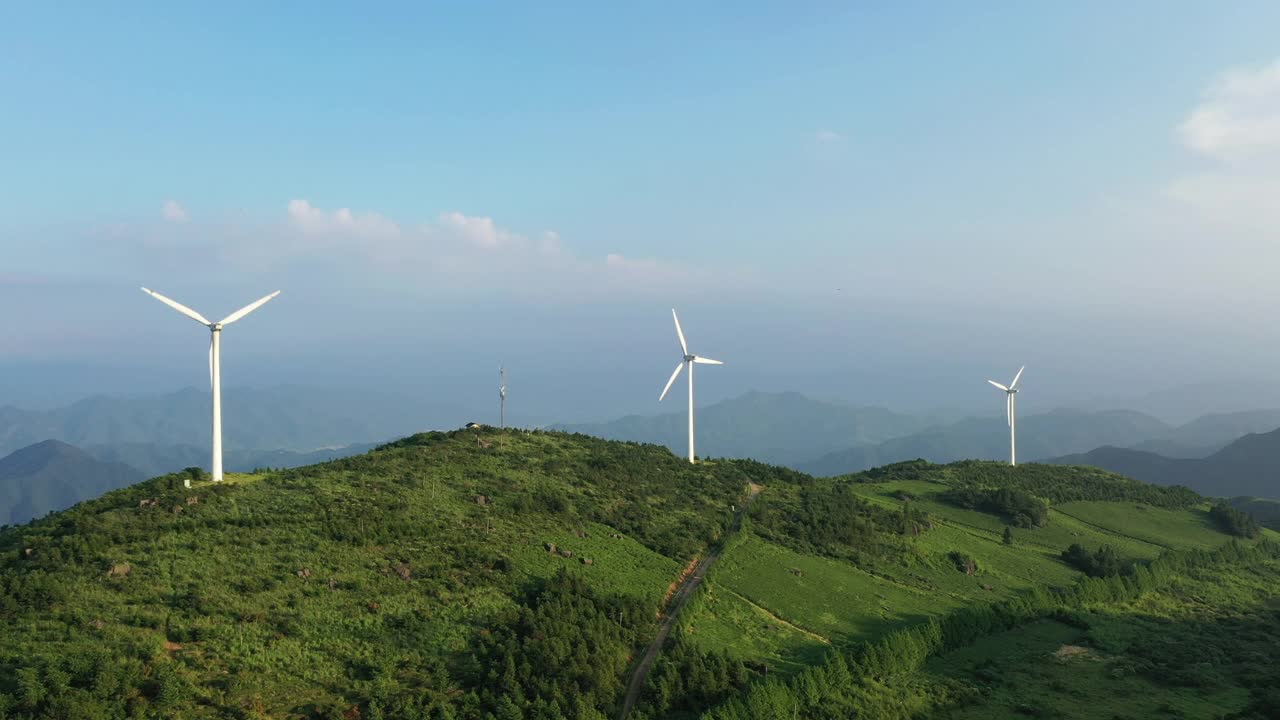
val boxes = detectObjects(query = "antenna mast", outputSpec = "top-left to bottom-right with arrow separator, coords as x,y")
499,365 -> 507,428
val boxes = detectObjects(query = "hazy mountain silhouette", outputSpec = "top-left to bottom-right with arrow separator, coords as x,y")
0,440 -> 144,526
798,409 -> 1171,476
0,385 -> 444,458
555,391 -> 937,466
84,441 -> 382,478
1049,427 -> 1280,498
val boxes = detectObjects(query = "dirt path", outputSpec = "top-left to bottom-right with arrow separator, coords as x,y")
719,586 -> 831,645
616,484 -> 760,720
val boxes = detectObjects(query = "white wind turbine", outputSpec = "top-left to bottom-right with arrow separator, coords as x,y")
658,309 -> 723,463
987,366 -> 1025,466
142,288 -> 281,482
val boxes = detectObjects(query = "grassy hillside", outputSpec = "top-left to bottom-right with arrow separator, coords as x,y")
0,435 -> 1273,720
675,453 -> 1274,717
635,460 -> 1274,719
911,548 -> 1280,719
0,429 -> 770,719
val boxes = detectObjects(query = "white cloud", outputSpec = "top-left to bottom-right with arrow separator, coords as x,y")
815,129 -> 845,145
437,211 -> 517,249
287,199 -> 400,237
161,200 -> 188,223
96,198 -> 737,299
1165,60 -> 1280,238
1178,59 -> 1280,159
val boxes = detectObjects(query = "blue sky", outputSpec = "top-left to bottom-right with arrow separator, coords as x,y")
3,3 -> 1280,421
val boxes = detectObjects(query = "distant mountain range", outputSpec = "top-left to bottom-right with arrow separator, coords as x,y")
555,391 -> 940,466
0,439 -> 381,526
561,391 -> 1280,478
83,441 -> 383,478
1226,497 -> 1280,530
0,385 -> 440,459
7,385 -> 1280,526
797,409 -> 1171,476
1049,427 -> 1280,498
0,440 -> 144,526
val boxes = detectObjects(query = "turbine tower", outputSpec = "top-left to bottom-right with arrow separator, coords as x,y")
142,288 -> 281,482
658,309 -> 723,463
499,365 -> 507,429
987,366 -> 1025,466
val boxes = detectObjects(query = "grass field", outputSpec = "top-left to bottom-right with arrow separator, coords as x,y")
1054,500 -> 1226,550
682,475 -> 1253,682
917,619 -> 1249,719
909,554 -> 1280,719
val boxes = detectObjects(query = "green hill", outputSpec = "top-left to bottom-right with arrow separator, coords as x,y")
1227,496 -> 1280,531
0,431 -> 1276,719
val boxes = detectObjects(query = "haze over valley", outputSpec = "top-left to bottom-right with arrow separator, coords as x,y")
6,4 -> 1280,719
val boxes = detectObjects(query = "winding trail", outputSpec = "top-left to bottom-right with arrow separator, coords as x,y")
616,483 -> 761,720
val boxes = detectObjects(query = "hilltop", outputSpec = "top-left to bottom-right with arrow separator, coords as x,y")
0,431 -> 1276,719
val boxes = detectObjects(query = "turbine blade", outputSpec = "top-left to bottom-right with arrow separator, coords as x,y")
1010,365 -> 1025,389
1006,393 -> 1013,427
141,287 -> 212,326
672,309 -> 688,356
692,356 -> 723,365
659,362 -> 685,402
987,380 -> 1009,391
208,335 -> 214,389
219,290 -> 281,326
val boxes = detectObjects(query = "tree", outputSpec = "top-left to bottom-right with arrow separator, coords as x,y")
1002,526 -> 1014,545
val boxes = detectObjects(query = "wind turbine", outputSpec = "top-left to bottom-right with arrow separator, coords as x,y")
141,288 -> 281,482
987,366 -> 1025,466
499,365 -> 507,429
658,309 -> 723,463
